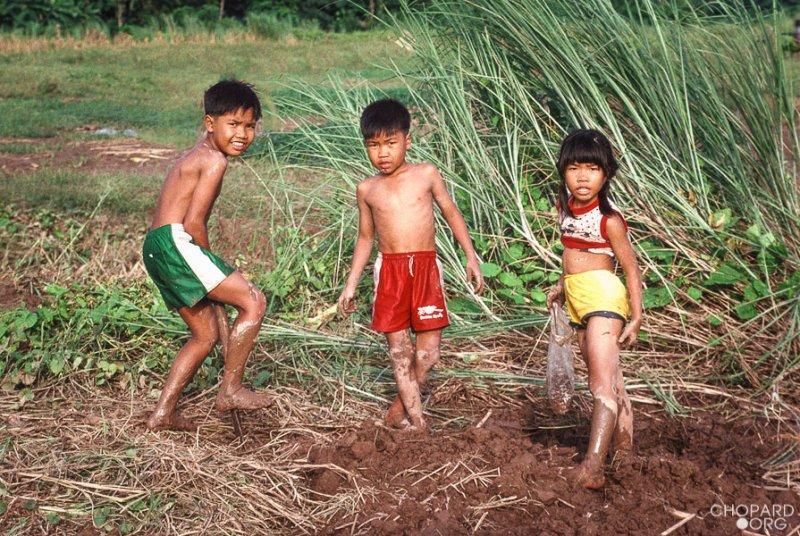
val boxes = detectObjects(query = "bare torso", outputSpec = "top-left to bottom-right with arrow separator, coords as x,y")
361,162 -> 436,253
562,248 -> 615,275
150,140 -> 226,230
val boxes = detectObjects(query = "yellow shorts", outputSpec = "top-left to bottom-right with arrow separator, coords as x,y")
563,269 -> 630,328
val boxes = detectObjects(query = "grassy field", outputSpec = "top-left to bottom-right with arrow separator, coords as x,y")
0,31 -> 409,145
1,7 -> 799,534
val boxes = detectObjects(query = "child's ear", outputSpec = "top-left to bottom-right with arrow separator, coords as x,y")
405,133 -> 412,149
203,114 -> 214,133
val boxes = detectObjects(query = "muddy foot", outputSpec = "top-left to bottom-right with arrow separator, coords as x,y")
216,387 -> 274,412
385,397 -> 411,429
566,461 -> 606,489
146,410 -> 198,432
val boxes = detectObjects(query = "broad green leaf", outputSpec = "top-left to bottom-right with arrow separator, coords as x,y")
479,262 -> 501,278
48,356 -> 65,375
448,298 -> 482,314
44,284 -> 68,297
535,197 -> 551,211
708,208 -> 734,230
686,287 -> 703,301
704,264 -> 746,287
14,310 -> 38,331
643,286 -> 671,309
735,302 -> 757,321
506,243 -> 524,260
497,288 -> 525,304
499,271 -> 523,287
93,507 -> 109,527
707,314 -> 722,327
530,288 -> 547,303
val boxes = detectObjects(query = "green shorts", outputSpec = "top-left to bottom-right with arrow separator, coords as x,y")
142,224 -> 235,310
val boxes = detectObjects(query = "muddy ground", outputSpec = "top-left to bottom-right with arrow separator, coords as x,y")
304,394 -> 799,535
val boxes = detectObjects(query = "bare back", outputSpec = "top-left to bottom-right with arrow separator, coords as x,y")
150,140 -> 228,231
360,162 -> 438,253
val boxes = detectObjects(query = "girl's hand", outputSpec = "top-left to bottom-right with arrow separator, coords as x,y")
466,259 -> 484,293
618,317 -> 641,347
337,286 -> 357,317
546,283 -> 564,310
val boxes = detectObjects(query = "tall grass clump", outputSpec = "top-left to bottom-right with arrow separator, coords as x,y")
269,0 -> 800,391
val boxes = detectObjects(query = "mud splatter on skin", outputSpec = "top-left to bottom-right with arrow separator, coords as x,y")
215,286 -> 270,412
568,401 -> 618,489
388,334 -> 426,430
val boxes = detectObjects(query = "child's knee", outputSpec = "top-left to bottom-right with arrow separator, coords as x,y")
589,380 -> 618,409
389,341 -> 413,366
193,332 -> 218,354
416,347 -> 439,367
244,284 -> 266,317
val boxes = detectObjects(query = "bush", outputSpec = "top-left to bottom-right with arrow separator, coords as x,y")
246,12 -> 294,39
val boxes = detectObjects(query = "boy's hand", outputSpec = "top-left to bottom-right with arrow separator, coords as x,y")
618,316 -> 641,347
466,259 -> 484,293
338,286 -> 357,317
546,283 -> 564,310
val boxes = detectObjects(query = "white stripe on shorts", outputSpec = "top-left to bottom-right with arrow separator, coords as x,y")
171,223 -> 227,292
372,252 -> 383,320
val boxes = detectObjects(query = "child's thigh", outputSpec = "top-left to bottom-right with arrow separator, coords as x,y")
177,300 -> 218,339
583,316 -> 624,377
207,271 -> 262,310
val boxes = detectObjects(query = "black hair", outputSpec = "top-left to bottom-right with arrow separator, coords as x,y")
203,79 -> 262,121
556,129 -> 618,218
360,98 -> 411,139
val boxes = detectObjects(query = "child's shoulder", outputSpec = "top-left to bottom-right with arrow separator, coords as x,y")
410,161 -> 440,178
173,143 -> 228,176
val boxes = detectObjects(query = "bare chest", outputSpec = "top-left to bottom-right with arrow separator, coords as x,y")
367,183 -> 431,215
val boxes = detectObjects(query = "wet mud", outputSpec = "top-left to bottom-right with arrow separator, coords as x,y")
305,399 -> 799,535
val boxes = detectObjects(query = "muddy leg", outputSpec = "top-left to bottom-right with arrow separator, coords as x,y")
147,301 -> 218,432
386,330 -> 426,430
214,302 -> 245,436
612,367 -> 633,456
567,316 -> 623,489
385,330 -> 441,428
413,329 -> 441,389
207,272 -> 272,412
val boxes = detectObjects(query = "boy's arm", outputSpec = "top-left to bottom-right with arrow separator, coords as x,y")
183,156 -> 227,249
429,165 -> 484,293
606,215 -> 643,346
338,182 -> 375,316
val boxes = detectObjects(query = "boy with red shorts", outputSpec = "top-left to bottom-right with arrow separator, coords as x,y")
337,99 -> 484,431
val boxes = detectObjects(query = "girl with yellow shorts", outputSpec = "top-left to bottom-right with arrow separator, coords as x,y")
546,129 -> 643,490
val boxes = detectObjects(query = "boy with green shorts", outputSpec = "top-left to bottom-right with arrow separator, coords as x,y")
142,79 -> 271,431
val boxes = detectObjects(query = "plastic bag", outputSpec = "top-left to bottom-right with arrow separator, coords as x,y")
546,305 -> 575,414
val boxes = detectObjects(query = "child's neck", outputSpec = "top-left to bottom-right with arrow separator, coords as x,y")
201,134 -> 227,157
381,160 -> 409,178
570,194 -> 599,209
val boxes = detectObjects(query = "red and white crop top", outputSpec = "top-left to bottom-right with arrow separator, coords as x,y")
558,197 -> 628,257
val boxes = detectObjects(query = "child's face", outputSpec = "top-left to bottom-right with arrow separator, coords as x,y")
204,107 -> 258,157
364,130 -> 411,175
565,161 -> 605,204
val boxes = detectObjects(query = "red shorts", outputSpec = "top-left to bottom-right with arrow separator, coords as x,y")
372,251 -> 450,333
